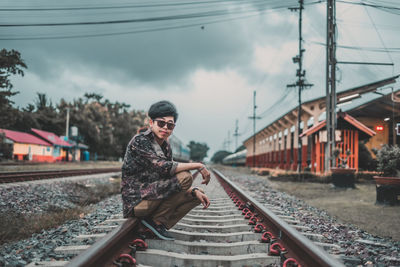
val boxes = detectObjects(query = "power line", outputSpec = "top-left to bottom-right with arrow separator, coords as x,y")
0,0 -> 277,11
337,0 -> 400,14
0,2 -> 302,40
0,8 -> 275,27
364,4 -> 394,75
0,1 -> 301,27
308,41 -> 400,53
0,0 -> 321,11
258,87 -> 293,117
0,0 -> 324,41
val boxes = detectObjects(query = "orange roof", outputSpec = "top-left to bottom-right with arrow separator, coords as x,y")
300,112 -> 376,137
0,128 -> 52,146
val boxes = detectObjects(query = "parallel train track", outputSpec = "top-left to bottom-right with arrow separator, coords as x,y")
27,169 -> 344,267
0,168 -> 121,183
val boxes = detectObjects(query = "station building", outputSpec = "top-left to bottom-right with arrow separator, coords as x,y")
31,128 -> 73,161
0,128 -> 53,161
243,75 -> 400,173
0,128 -> 90,162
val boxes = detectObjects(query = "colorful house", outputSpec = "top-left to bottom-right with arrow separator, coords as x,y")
242,75 -> 398,173
64,138 -> 89,161
299,112 -> 376,172
31,128 -> 72,161
0,128 -> 53,161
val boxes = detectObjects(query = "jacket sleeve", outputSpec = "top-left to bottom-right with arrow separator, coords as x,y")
130,136 -> 178,176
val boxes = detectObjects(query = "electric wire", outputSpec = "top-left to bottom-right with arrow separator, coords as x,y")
363,5 -> 395,75
336,22 -> 387,77
0,0 -> 291,11
0,7 -> 294,40
308,41 -> 400,53
0,1 -> 307,40
337,0 -> 400,15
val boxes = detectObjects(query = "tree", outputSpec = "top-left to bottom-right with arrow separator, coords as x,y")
57,94 -> 146,160
0,132 -> 13,160
35,93 -> 53,111
0,49 -> 27,128
0,49 -> 27,91
84,92 -> 103,103
33,93 -> 64,134
187,141 -> 209,162
211,150 -> 232,163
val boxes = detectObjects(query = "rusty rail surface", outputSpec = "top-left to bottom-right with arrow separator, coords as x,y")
212,168 -> 344,267
67,218 -> 139,267
0,168 -> 121,183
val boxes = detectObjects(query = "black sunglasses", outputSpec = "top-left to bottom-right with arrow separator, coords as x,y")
154,119 -> 175,130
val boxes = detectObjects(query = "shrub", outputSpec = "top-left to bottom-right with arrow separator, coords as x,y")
358,142 -> 377,171
376,145 -> 400,177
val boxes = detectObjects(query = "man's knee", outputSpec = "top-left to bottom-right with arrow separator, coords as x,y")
176,171 -> 193,190
133,199 -> 161,218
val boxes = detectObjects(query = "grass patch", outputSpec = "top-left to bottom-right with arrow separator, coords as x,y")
269,172 -> 331,183
0,160 -> 122,172
267,180 -> 400,241
67,179 -> 121,206
0,207 -> 90,245
0,178 -> 121,245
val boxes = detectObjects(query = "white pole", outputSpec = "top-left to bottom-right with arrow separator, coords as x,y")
66,107 -> 70,139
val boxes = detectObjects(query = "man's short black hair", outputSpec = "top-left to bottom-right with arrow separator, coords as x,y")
148,100 -> 178,122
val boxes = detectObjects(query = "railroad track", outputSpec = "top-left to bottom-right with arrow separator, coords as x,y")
27,168 -> 344,267
0,168 -> 121,183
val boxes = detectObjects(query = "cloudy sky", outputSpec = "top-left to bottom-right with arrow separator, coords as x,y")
2,0 -> 399,159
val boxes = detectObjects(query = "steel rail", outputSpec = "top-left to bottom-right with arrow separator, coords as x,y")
0,168 -> 121,183
67,218 -> 139,267
213,168 -> 344,267
66,170 -> 201,267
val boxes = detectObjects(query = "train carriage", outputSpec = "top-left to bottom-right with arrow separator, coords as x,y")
169,135 -> 190,162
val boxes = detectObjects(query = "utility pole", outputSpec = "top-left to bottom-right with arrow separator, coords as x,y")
65,107 -> 70,139
226,131 -> 232,152
287,0 -> 313,172
325,0 -> 336,172
233,119 -> 240,151
249,91 -> 261,168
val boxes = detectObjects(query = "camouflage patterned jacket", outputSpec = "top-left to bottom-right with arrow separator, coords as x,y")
121,129 -> 179,218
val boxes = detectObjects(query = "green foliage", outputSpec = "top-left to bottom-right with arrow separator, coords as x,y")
0,49 -> 147,160
211,150 -> 232,163
188,141 -> 209,162
0,49 -> 27,128
358,141 -> 376,171
0,132 -> 13,160
376,145 -> 400,177
6,91 -> 145,160
332,148 -> 351,168
0,49 -> 27,90
57,96 -> 146,159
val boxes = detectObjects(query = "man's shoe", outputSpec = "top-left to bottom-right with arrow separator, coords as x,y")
140,218 -> 175,241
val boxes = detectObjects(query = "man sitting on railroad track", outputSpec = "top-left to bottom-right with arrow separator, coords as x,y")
121,100 -> 211,241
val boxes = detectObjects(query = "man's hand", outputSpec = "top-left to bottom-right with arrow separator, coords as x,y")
195,190 -> 210,209
200,166 -> 211,185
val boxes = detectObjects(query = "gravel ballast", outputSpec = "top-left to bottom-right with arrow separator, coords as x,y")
218,167 -> 400,267
0,174 -> 122,267
1,168 -> 399,266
